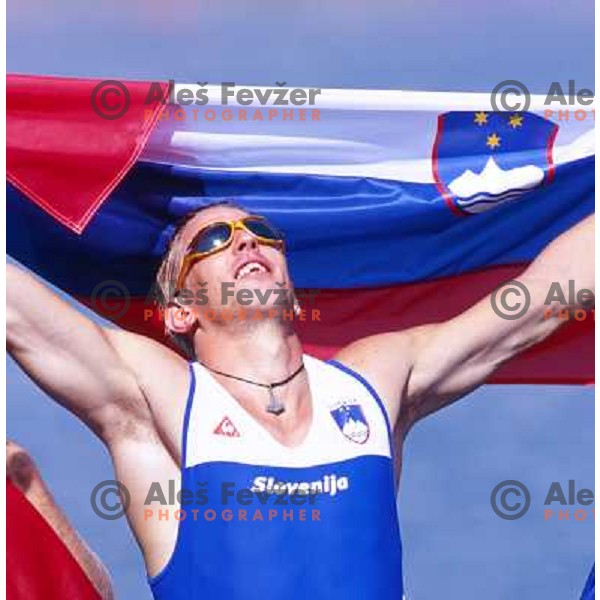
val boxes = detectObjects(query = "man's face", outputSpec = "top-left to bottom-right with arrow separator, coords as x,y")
177,206 -> 293,320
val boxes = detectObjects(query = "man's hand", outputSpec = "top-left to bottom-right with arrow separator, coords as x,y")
335,215 -> 594,435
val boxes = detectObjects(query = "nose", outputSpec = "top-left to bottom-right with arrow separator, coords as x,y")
233,229 -> 258,253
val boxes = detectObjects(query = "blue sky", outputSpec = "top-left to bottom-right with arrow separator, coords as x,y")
7,1 -> 594,598
8,0 -> 594,92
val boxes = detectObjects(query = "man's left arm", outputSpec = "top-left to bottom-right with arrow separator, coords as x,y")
334,215 -> 594,432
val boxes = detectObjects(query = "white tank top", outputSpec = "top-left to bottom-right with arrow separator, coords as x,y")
150,354 -> 404,600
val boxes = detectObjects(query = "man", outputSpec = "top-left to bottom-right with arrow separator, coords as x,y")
7,202 -> 594,599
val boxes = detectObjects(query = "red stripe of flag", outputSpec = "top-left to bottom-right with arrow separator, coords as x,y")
78,264 -> 593,385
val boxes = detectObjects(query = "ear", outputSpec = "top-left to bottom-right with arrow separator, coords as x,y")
164,301 -> 196,336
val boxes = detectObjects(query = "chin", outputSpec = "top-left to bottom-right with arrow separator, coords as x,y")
237,303 -> 293,324
234,272 -> 276,287
235,276 -> 285,299
241,299 -> 285,313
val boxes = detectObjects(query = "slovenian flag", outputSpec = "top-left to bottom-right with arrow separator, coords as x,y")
7,75 -> 594,384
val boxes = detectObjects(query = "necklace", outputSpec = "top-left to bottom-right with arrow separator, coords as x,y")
198,360 -> 305,416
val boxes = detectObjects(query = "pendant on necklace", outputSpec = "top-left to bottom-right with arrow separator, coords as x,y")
266,384 -> 285,416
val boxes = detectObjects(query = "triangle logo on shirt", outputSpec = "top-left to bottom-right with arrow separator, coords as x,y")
213,416 -> 241,438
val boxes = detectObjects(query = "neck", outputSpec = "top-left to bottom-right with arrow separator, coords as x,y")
194,315 -> 304,387
192,316 -> 309,436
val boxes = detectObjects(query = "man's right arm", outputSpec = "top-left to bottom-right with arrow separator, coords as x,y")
7,263 -> 153,442
7,264 -> 194,571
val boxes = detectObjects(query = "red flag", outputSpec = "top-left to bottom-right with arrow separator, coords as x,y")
7,479 -> 101,599
7,74 -> 167,233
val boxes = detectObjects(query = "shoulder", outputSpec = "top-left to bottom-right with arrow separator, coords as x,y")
104,327 -> 191,436
105,327 -> 189,385
332,331 -> 416,426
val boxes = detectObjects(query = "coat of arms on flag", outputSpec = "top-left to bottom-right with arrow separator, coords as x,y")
433,111 -> 558,215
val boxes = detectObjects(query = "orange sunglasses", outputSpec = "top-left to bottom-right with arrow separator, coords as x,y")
176,216 -> 285,290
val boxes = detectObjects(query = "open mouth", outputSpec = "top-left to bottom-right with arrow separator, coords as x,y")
234,260 -> 271,281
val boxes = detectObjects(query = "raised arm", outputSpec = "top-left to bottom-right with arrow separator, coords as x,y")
335,215 -> 594,432
7,265 -> 194,573
7,263 -> 153,441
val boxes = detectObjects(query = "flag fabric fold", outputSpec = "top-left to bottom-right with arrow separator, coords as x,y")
7,74 -> 168,232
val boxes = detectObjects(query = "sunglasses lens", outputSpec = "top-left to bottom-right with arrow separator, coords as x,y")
245,217 -> 283,241
192,223 -> 232,254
